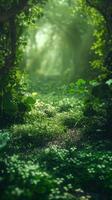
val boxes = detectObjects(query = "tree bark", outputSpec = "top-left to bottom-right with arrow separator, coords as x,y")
0,18 -> 17,80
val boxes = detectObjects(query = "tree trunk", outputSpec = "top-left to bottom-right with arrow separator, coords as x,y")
0,18 -> 17,83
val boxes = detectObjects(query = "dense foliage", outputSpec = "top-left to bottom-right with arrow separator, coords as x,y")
0,0 -> 45,127
0,0 -> 112,200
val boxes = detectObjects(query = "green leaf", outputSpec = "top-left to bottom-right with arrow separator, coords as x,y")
106,79 -> 112,86
24,96 -> 36,105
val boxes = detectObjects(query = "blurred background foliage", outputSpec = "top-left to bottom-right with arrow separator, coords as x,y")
24,0 -> 103,83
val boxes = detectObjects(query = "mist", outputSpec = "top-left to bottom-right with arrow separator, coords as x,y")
24,0 -> 95,84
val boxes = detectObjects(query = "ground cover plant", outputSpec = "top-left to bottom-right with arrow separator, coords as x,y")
0,0 -> 112,200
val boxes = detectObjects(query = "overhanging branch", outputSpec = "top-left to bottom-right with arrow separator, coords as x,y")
86,0 -> 106,19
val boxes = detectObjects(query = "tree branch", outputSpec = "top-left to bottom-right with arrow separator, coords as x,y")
86,0 -> 106,18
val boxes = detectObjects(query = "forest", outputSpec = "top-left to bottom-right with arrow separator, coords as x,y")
0,0 -> 112,199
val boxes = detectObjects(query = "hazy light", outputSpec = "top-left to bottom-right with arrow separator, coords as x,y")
36,23 -> 52,49
25,0 -> 95,81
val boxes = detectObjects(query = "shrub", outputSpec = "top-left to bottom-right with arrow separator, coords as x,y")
11,120 -> 66,148
0,131 -> 10,150
0,155 -> 56,200
60,113 -> 82,129
39,146 -> 112,198
58,98 -> 78,112
83,79 -> 112,140
35,100 -> 57,117
0,155 -> 92,200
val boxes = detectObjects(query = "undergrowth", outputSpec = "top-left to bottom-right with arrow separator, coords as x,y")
0,81 -> 112,200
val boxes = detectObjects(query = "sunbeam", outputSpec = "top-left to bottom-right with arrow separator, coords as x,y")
25,0 -> 94,82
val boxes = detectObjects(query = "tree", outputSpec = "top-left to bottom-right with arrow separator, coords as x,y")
83,0 -> 112,139
86,0 -> 112,73
0,0 -> 44,127
0,0 -> 44,79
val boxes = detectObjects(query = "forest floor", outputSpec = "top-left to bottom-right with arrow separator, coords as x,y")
0,78 -> 112,200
